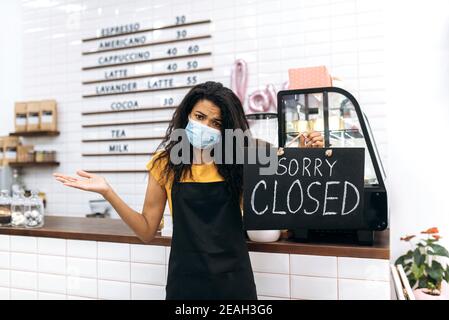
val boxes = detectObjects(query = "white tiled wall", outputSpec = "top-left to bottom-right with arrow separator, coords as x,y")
15,0 -> 386,218
291,275 -> 338,300
251,251 -> 390,300
0,235 -> 167,300
0,235 -> 390,300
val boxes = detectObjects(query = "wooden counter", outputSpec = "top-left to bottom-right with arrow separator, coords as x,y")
0,216 -> 389,259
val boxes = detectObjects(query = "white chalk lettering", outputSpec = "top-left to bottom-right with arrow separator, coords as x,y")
251,180 -> 268,215
304,182 -> 321,215
277,157 -> 288,175
325,159 -> 338,177
314,158 -> 323,177
275,157 -> 337,178
342,181 -> 360,216
272,180 -> 286,215
287,180 -> 303,214
323,181 -> 340,215
288,158 -> 299,176
302,157 -> 312,177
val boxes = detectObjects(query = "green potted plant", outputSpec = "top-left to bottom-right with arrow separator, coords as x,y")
395,227 -> 449,299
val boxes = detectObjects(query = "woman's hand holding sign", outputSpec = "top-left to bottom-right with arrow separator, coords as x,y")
285,131 -> 324,149
302,131 -> 324,148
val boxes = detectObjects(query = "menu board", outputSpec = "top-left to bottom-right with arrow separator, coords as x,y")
80,16 -> 213,171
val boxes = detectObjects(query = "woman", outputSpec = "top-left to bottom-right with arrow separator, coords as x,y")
53,81 -> 324,300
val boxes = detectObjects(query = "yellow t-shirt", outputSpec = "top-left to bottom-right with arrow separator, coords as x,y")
146,152 -> 225,214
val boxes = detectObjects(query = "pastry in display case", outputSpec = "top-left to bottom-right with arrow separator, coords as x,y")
277,87 -> 388,245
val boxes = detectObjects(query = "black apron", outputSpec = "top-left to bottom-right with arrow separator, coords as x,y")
166,181 -> 257,300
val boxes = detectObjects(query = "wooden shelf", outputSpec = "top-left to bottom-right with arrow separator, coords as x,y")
82,136 -> 164,143
82,153 -> 153,157
82,85 -> 195,98
8,162 -> 60,168
82,52 -> 212,71
0,216 -> 389,259
82,35 -> 212,56
82,119 -> 170,128
81,106 -> 177,116
9,131 -> 60,137
82,67 -> 213,85
82,19 -> 212,42
83,169 -> 148,174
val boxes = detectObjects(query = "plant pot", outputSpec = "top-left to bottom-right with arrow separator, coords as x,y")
413,281 -> 449,300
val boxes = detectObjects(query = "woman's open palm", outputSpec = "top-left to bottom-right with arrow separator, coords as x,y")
53,170 -> 110,195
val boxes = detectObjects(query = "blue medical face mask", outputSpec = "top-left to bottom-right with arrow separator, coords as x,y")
185,118 -> 221,149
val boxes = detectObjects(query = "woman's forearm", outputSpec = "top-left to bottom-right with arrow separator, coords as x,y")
102,188 -> 157,243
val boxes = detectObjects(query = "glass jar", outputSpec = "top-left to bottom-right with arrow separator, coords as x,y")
38,192 -> 47,209
11,191 -> 26,227
24,190 -> 44,228
11,168 -> 26,195
0,190 -> 12,226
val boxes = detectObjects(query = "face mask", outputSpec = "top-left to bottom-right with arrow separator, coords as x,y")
185,118 -> 221,149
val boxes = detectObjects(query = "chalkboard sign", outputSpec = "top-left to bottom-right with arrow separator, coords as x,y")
243,148 -> 365,230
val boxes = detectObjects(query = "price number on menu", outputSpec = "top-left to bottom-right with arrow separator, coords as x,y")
187,61 -> 198,69
167,45 -> 200,58
187,76 -> 198,85
167,47 -> 178,56
176,29 -> 187,39
167,63 -> 178,71
175,15 -> 186,25
166,61 -> 198,72
188,45 -> 199,54
164,97 -> 174,106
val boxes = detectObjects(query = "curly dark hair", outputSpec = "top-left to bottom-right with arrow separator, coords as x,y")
150,81 -> 251,203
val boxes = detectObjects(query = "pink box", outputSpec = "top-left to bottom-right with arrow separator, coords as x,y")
288,66 -> 333,90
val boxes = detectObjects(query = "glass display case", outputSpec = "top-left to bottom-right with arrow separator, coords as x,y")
278,87 -> 388,245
